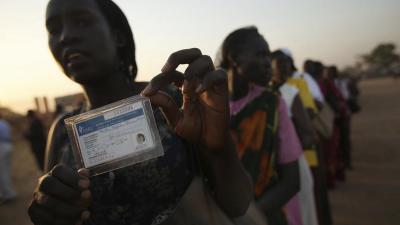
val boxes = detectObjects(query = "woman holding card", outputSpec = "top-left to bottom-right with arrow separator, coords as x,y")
28,0 -> 252,225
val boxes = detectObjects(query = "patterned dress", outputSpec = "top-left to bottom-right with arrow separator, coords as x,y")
318,77 -> 351,186
230,89 -> 288,225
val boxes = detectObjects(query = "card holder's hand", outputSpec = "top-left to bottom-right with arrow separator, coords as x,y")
28,165 -> 91,225
142,48 -> 229,150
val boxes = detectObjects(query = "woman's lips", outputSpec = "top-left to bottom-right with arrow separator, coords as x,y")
66,52 -> 87,70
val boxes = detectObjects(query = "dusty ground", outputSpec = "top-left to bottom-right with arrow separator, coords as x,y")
0,140 -> 42,225
329,78 -> 400,225
0,78 -> 399,225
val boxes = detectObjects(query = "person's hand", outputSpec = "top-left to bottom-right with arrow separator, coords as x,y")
28,164 -> 91,225
142,48 -> 229,150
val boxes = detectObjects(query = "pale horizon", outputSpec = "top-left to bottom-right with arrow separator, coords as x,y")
1,0 -> 399,114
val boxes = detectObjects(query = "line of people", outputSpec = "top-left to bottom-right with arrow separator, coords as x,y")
0,112 -> 18,205
26,0 -> 360,225
0,109 -> 48,205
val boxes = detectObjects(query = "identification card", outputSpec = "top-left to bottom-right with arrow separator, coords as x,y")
65,96 -> 164,176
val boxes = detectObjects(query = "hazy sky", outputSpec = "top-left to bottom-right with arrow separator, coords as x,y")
1,0 -> 399,113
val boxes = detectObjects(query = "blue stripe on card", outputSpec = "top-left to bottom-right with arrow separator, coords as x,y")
76,108 -> 144,136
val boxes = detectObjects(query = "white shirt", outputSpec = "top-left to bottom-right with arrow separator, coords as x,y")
334,79 -> 350,100
279,83 -> 299,118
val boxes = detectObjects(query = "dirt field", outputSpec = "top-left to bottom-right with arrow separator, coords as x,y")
0,78 -> 399,225
0,140 -> 42,225
329,78 -> 400,225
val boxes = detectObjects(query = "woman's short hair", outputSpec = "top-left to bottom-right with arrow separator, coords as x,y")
216,26 -> 261,69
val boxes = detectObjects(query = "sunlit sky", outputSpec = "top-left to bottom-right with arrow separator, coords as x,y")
1,0 -> 399,114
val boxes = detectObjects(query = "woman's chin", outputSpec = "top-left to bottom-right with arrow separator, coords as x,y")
67,70 -> 96,85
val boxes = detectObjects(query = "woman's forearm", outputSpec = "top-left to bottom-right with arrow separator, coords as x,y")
292,96 -> 317,148
257,160 -> 300,212
200,137 -> 253,217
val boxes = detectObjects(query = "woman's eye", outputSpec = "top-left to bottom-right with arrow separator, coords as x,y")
74,16 -> 92,27
77,19 -> 88,27
257,52 -> 267,57
47,23 -> 62,35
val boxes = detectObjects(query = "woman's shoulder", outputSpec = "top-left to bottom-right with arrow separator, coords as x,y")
280,83 -> 299,96
45,109 -> 81,171
231,88 -> 279,122
257,88 -> 280,105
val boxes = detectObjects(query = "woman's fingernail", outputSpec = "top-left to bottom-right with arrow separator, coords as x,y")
142,84 -> 153,96
81,210 -> 91,220
81,190 -> 91,200
78,168 -> 90,177
78,179 -> 90,189
37,194 -> 48,205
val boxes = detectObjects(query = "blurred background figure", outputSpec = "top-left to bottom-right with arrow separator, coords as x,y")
325,66 -> 353,172
303,60 -> 326,109
218,26 -> 302,225
304,60 -> 335,225
346,75 -> 361,113
24,110 -> 46,171
271,50 -> 319,225
0,112 -> 17,205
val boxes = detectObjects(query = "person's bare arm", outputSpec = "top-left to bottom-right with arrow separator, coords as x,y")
199,137 -> 253,217
257,160 -> 300,212
291,95 -> 317,149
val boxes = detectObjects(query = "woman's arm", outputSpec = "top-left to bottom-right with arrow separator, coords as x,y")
257,160 -> 300,212
199,137 -> 253,217
256,97 -> 301,213
291,95 -> 317,149
142,48 -> 253,217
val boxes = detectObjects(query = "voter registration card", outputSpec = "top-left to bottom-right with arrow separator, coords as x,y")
65,96 -> 164,176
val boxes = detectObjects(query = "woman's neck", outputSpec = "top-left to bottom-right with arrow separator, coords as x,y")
229,70 -> 249,101
82,71 -> 142,109
231,85 -> 249,101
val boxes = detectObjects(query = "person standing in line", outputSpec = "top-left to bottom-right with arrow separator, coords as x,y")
0,112 -> 17,204
217,26 -> 301,225
303,60 -> 334,225
303,59 -> 325,108
314,62 -> 344,187
25,110 -> 47,171
325,66 -> 352,173
270,50 -> 319,225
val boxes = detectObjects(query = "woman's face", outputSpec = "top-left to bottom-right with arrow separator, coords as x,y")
271,56 -> 292,84
46,0 -> 119,85
232,35 -> 272,86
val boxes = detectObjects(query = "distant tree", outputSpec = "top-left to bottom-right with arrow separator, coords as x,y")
361,43 -> 399,73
